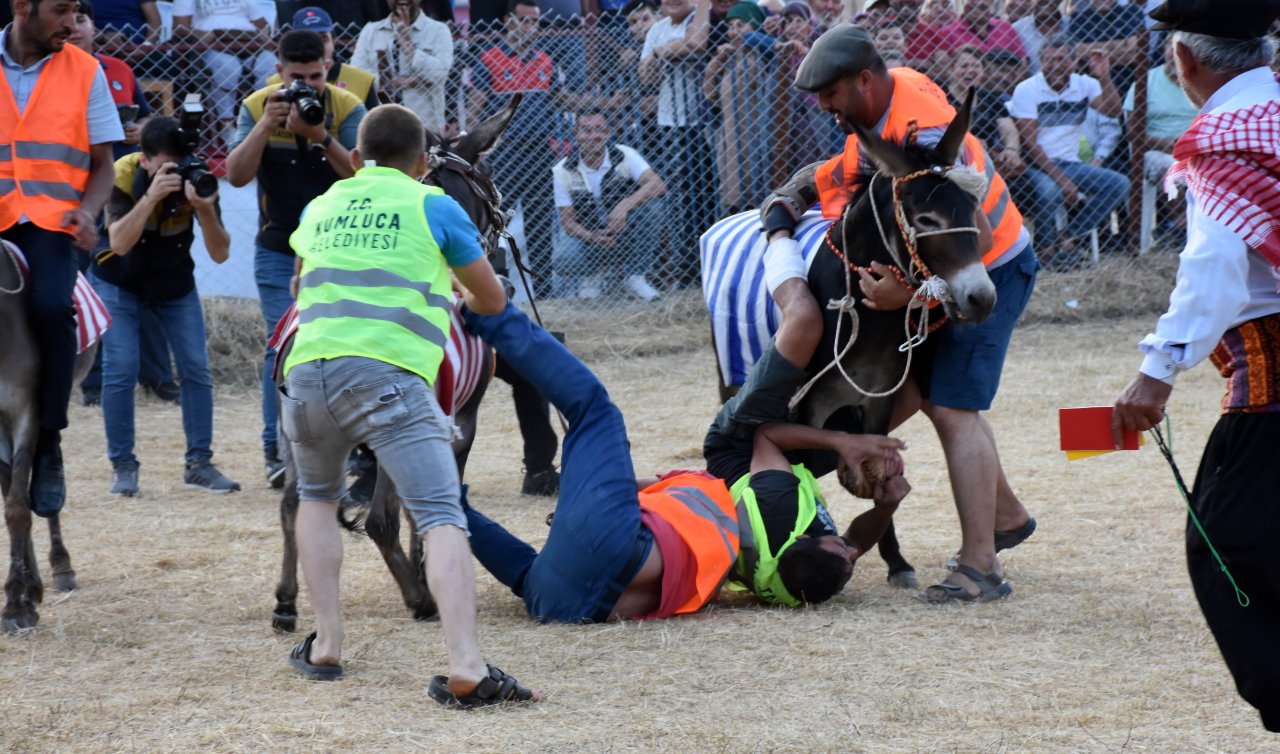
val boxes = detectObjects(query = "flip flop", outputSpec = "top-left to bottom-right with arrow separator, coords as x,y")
288,631 -> 344,681
995,516 -> 1037,552
945,516 -> 1038,570
428,664 -> 538,709
922,564 -> 1012,604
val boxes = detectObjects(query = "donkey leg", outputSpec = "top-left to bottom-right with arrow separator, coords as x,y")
3,453 -> 41,631
877,521 -> 918,589
273,459 -> 300,632
363,473 -> 438,622
45,513 -> 76,593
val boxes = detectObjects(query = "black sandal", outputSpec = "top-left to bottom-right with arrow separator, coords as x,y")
428,664 -> 538,709
287,631 -> 344,681
994,517 -> 1037,552
923,564 -> 1012,604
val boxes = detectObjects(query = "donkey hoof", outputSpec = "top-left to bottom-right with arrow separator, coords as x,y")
2,611 -> 38,633
412,605 -> 440,623
272,611 -> 297,633
887,569 -> 919,589
53,572 -> 77,593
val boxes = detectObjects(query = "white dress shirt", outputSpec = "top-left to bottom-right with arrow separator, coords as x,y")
350,13 -> 453,133
1138,67 -> 1280,384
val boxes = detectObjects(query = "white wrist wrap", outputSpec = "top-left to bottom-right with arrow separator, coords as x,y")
763,237 -> 806,294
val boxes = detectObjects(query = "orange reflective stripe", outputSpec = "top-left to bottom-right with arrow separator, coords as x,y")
638,474 -> 739,615
0,44 -> 96,233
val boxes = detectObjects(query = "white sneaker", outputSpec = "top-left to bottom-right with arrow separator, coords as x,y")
577,275 -> 603,299
624,274 -> 660,301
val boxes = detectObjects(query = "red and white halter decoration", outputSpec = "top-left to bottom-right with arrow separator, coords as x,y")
788,165 -> 980,411
269,298 -> 489,420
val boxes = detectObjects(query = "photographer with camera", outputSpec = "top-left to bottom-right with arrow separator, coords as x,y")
226,29 -> 367,486
92,116 -> 239,497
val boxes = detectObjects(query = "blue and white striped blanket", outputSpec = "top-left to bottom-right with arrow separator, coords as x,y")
700,209 -> 836,388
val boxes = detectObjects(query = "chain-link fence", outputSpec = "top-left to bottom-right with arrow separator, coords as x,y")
88,1 -> 1280,340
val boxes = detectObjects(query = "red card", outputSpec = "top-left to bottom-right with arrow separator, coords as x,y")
1059,406 -> 1139,451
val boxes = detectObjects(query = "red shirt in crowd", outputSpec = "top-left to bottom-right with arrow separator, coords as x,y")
907,17 -> 1026,62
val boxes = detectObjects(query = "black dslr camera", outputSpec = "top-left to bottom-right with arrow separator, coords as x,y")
279,80 -> 325,126
175,94 -> 218,199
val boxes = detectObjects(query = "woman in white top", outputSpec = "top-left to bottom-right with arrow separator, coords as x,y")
173,0 -> 278,124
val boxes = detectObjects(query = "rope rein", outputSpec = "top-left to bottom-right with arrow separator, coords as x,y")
787,166 -> 979,411
1149,414 -> 1250,607
427,143 -> 567,433
0,242 -> 24,295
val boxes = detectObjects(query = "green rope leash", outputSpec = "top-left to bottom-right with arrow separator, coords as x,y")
1148,414 -> 1250,607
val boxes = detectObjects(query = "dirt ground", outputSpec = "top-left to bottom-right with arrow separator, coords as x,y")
1,316 -> 1271,753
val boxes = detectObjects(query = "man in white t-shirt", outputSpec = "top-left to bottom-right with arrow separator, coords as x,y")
173,0 -> 277,129
553,110 -> 668,300
1009,35 -> 1129,269
639,0 -> 713,287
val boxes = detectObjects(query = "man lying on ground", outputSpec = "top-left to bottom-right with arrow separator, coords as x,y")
460,302 -> 907,622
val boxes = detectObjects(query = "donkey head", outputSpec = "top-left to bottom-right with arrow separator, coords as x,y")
849,88 -> 996,323
422,93 -> 523,241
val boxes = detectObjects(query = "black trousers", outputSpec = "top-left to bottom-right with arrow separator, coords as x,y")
3,224 -> 78,431
494,356 -> 558,473
1187,411 -> 1280,732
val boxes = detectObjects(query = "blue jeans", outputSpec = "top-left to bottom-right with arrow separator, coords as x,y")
1054,160 -> 1130,241
91,279 -> 215,468
1007,167 -> 1061,247
82,306 -> 174,392
255,245 -> 295,459
460,302 -> 653,623
552,197 -> 665,285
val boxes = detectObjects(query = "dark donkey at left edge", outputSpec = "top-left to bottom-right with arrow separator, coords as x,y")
271,94 -> 525,632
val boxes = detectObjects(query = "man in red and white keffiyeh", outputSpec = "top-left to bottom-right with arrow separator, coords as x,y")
1113,0 -> 1280,733
1165,91 -> 1280,281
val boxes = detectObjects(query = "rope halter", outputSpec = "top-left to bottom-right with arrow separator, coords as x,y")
787,164 -> 983,411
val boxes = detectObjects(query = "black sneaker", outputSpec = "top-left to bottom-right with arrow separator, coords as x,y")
110,466 -> 139,497
143,380 -> 181,404
185,462 -> 242,493
265,458 -> 286,490
521,467 -> 560,496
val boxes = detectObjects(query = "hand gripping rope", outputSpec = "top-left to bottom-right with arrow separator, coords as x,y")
1149,412 -> 1250,607
787,168 -> 979,411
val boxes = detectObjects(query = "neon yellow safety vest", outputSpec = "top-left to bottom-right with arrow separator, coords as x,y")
728,464 -> 826,607
285,166 -> 453,384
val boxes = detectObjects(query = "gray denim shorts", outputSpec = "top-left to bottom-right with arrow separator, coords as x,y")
280,356 -> 466,534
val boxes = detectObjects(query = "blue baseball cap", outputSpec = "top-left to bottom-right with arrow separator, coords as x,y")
293,7 -> 334,32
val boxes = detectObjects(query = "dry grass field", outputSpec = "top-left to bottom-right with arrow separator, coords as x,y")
1,307 -> 1272,753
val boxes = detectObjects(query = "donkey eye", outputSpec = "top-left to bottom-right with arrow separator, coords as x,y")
916,215 -> 943,229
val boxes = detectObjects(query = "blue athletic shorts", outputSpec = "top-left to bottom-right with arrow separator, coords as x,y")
914,245 -> 1039,411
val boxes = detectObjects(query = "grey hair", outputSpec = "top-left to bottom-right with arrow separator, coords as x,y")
1172,31 -> 1275,74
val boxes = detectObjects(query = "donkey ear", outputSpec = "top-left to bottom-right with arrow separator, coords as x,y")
455,93 -> 523,164
935,87 -> 974,166
851,120 -> 913,178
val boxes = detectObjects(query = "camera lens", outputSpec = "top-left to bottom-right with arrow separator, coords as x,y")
188,169 -> 218,198
297,96 -> 325,126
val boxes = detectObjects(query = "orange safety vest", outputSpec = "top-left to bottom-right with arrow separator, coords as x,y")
814,67 -> 1023,267
637,474 -> 739,615
0,43 -> 98,233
